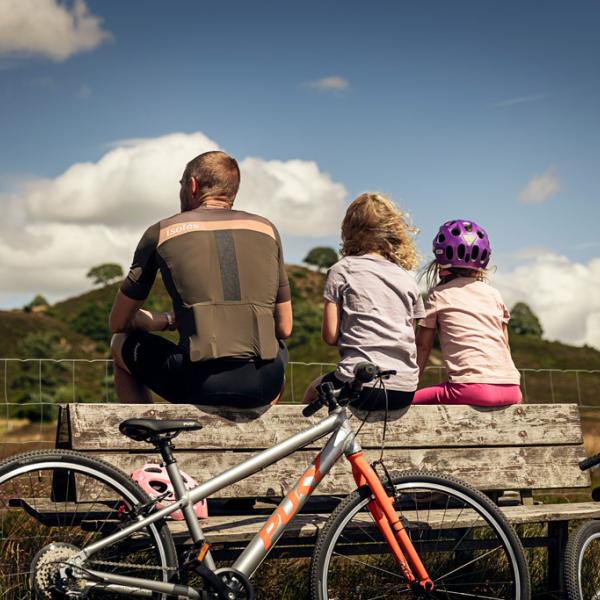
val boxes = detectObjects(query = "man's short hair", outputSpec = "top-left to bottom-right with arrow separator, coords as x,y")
185,151 -> 240,203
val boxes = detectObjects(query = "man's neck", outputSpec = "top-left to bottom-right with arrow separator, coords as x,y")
197,196 -> 232,210
186,196 -> 233,210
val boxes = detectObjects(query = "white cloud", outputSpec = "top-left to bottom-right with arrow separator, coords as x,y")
494,254 -> 600,349
491,94 -> 545,108
518,166 -> 561,204
306,76 -> 350,92
0,131 -> 346,305
0,0 -> 111,61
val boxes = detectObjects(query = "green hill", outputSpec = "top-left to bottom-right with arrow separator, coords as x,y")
7,265 -> 600,371
0,310 -> 98,358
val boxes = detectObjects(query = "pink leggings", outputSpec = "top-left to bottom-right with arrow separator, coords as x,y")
412,382 -> 522,407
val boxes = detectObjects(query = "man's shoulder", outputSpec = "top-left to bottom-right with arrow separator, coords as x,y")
153,209 -> 280,244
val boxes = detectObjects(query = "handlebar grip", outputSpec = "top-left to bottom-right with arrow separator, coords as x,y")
579,453 -> 600,471
302,400 -> 324,418
354,362 -> 379,384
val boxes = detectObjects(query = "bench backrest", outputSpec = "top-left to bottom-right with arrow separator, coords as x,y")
56,403 -> 590,497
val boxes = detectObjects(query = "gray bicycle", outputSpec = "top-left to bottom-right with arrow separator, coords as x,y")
0,363 -> 530,599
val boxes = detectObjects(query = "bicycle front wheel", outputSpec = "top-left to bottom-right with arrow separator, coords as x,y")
563,519 -> 600,600
310,471 -> 530,600
0,449 -> 178,599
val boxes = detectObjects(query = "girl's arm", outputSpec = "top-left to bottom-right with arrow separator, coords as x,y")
416,325 -> 435,378
322,300 -> 340,346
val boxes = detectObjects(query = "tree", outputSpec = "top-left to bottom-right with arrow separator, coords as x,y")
86,263 -> 124,287
509,302 -> 544,338
23,294 -> 49,313
72,303 -> 111,348
303,247 -> 338,273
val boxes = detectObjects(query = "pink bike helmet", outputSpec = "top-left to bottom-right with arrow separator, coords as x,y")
433,219 -> 491,269
131,464 -> 208,521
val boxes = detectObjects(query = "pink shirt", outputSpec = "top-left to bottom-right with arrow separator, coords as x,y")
421,277 -> 520,385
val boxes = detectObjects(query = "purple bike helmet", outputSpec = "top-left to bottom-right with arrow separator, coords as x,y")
433,219 -> 491,269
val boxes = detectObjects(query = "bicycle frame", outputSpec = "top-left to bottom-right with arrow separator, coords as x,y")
69,406 -> 432,597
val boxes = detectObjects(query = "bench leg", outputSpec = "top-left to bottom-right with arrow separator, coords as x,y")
547,521 -> 568,595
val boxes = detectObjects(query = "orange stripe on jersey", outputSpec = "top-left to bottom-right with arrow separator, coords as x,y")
158,219 -> 276,246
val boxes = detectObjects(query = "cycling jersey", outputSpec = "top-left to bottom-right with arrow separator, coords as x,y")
121,207 -> 291,362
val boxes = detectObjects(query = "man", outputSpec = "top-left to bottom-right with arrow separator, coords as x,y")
109,151 -> 292,407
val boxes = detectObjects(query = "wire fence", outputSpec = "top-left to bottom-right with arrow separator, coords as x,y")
1,358 -> 599,459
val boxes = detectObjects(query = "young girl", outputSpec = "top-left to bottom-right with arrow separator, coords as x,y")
303,193 -> 424,410
414,219 -> 522,406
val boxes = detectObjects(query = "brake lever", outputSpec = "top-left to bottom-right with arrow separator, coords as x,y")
378,369 -> 397,379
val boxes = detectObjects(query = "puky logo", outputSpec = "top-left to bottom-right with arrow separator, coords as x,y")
258,456 -> 323,550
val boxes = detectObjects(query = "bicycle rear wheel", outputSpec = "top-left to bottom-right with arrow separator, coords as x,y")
563,519 -> 600,600
0,449 -> 178,599
310,471 -> 530,600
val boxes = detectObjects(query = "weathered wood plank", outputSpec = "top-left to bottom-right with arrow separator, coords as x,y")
86,445 -> 590,497
67,403 -> 583,451
8,500 -> 599,545
167,501 -> 600,544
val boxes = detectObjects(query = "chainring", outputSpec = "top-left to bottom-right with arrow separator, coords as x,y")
211,568 -> 255,600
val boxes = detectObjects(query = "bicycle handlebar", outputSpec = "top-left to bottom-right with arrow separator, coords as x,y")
301,363 -> 396,418
579,453 -> 600,471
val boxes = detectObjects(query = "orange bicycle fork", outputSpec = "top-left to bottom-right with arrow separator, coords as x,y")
347,451 -> 434,593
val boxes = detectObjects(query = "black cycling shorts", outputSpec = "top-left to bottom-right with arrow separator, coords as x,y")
320,372 -> 414,412
121,332 -> 288,408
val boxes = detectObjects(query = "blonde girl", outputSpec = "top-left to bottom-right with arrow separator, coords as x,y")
303,193 -> 424,409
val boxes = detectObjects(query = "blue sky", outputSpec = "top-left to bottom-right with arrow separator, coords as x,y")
1,0 -> 599,346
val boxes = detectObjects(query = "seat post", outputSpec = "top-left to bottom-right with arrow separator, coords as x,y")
155,438 -> 177,466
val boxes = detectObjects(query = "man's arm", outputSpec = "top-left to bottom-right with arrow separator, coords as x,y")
322,300 -> 340,346
275,300 -> 293,339
109,290 -> 173,334
416,325 -> 435,378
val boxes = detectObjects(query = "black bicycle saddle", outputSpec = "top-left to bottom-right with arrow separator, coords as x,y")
119,418 -> 203,442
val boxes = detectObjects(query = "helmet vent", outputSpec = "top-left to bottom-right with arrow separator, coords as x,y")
471,246 -> 479,260
477,230 -> 484,239
451,227 -> 460,236
445,246 -> 453,260
438,233 -> 446,243
150,482 -> 168,493
481,249 -> 488,262
457,244 -> 465,259
464,223 -> 472,232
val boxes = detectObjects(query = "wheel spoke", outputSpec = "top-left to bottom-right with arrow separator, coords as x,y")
435,545 -> 504,582
315,474 -> 528,600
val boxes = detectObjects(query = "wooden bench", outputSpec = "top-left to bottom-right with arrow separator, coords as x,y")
54,402 -> 599,590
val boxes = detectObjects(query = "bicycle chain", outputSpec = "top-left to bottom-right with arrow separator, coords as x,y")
87,558 -> 178,572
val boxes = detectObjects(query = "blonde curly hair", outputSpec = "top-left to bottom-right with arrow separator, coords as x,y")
341,193 -> 418,271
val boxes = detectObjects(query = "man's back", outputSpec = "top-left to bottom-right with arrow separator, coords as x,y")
122,207 -> 289,361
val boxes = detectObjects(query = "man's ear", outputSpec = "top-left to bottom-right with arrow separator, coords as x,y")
190,176 -> 198,197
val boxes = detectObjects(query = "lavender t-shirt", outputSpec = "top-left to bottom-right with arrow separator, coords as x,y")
324,255 -> 425,392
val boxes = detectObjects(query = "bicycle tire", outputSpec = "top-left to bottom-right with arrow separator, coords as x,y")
0,449 -> 178,599
563,519 -> 600,600
310,470 -> 531,600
